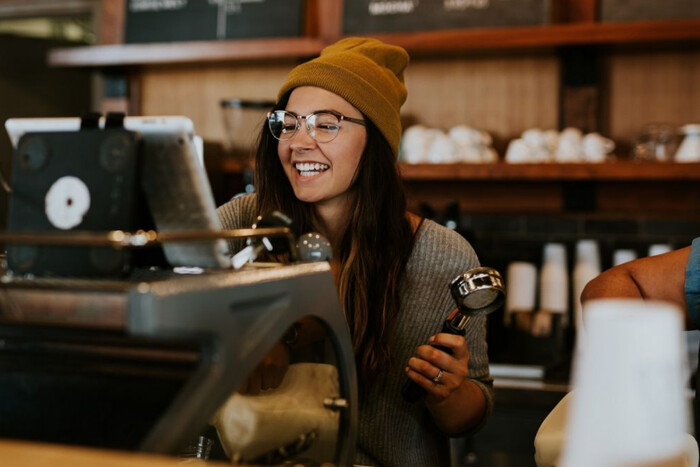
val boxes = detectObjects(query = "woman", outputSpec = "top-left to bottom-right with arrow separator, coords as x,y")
217,37 -> 493,467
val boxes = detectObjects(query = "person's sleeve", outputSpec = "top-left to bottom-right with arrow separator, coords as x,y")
685,238 -> 700,327
216,193 -> 257,255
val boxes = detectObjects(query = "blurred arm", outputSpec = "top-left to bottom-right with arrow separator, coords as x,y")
581,245 -> 693,327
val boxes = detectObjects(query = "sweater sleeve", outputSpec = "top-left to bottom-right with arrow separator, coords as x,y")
216,193 -> 259,255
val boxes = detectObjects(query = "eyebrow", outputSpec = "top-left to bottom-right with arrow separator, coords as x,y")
284,109 -> 342,116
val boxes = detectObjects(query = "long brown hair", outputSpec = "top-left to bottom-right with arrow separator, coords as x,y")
255,93 -> 414,382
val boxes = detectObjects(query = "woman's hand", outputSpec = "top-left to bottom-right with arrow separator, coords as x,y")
240,341 -> 290,395
404,332 -> 470,403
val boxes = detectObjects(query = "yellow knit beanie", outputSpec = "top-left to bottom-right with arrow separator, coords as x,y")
277,37 -> 409,157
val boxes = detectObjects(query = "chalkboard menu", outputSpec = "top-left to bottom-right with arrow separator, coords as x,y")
125,0 -> 303,44
344,0 -> 554,34
600,0 -> 700,22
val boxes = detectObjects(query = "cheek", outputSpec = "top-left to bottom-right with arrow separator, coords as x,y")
277,142 -> 291,163
347,138 -> 366,173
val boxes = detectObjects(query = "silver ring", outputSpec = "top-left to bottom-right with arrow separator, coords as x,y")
432,369 -> 444,384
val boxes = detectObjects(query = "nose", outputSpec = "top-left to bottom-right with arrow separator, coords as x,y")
288,117 -> 316,149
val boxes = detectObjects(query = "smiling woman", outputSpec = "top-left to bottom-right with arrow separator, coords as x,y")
216,37 -> 493,467
274,86 -> 368,208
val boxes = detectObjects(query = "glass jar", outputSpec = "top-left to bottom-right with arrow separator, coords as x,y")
220,99 -> 275,194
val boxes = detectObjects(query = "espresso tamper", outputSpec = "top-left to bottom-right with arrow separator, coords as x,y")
402,266 -> 505,402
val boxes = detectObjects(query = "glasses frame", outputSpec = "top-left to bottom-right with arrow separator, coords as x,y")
267,109 -> 366,143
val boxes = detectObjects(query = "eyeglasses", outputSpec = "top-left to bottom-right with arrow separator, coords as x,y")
267,109 -> 366,143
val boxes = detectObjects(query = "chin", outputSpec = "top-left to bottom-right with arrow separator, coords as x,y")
292,188 -> 325,204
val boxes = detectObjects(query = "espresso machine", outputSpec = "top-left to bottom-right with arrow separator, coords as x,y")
0,115 -> 357,465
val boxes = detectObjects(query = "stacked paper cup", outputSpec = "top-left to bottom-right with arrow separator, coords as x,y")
649,244 -> 673,257
612,248 -> 637,267
504,261 -> 538,325
561,299 -> 691,466
539,243 -> 569,316
572,240 -> 601,337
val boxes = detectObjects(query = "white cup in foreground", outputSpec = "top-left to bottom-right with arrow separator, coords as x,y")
561,299 -> 689,467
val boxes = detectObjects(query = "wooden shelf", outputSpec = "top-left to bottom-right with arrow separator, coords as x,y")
217,160 -> 700,181
373,18 -> 700,53
48,19 -> 700,67
398,161 -> 700,181
48,37 -> 326,67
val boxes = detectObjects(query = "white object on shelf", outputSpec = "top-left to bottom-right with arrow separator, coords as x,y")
572,240 -> 601,334
649,243 -> 673,257
539,243 -> 568,315
555,127 -> 584,162
582,132 -> 615,163
504,261 -> 538,325
400,124 -> 499,164
489,363 -> 545,380
612,248 -> 637,266
675,124 -> 700,163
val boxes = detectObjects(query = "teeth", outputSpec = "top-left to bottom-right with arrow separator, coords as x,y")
295,162 -> 329,171
295,162 -> 329,176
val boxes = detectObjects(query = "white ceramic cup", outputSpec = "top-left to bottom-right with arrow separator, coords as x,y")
675,124 -> 700,163
582,132 -> 615,163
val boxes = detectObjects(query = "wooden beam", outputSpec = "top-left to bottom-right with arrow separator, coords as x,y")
96,0 -> 124,45
314,0 -> 343,43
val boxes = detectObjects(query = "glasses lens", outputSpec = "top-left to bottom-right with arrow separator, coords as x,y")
308,112 -> 341,143
268,111 -> 298,140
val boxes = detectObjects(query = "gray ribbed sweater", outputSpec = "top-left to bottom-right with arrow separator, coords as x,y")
217,194 -> 494,467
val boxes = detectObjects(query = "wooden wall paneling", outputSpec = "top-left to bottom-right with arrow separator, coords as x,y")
128,71 -> 141,115
404,181 -> 564,214
596,182 -> 700,216
605,48 -> 700,154
139,64 -> 292,144
402,54 -> 560,154
405,179 -> 700,217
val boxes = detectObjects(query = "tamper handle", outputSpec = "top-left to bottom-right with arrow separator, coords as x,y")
401,316 -> 466,403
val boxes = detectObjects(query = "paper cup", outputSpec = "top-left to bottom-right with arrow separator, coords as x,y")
649,244 -> 673,257
540,243 -> 568,314
562,299 -> 690,466
613,249 -> 638,266
505,261 -> 537,317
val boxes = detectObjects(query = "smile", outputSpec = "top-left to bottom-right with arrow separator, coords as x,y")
295,162 -> 330,177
